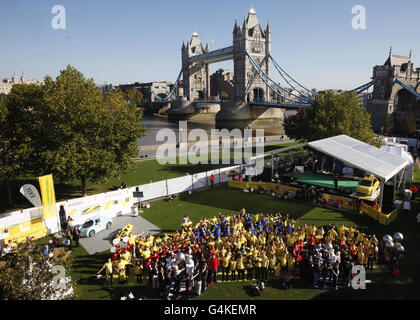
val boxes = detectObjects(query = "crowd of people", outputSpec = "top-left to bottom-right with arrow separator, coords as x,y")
96,209 -> 390,299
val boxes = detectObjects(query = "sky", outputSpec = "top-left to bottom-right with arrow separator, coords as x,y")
0,0 -> 419,90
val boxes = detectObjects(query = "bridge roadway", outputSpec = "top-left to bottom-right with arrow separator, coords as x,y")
188,46 -> 233,64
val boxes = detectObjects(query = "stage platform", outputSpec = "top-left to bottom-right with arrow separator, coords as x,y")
285,172 -> 359,190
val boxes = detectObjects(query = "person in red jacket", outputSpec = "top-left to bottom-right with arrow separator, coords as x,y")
410,185 -> 418,200
208,254 -> 220,284
209,174 -> 215,188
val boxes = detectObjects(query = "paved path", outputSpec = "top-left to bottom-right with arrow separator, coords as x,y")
79,215 -> 160,255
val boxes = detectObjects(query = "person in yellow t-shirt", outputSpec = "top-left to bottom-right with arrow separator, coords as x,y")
237,255 -> 245,281
97,258 -> 115,286
254,255 -> 262,280
117,258 -> 130,284
221,253 -> 231,282
269,255 -> 277,277
261,253 -> 269,281
121,250 -> 131,264
357,248 -> 364,266
367,244 -> 376,271
135,259 -> 144,284
287,254 -> 295,273
274,262 -> 282,278
229,258 -> 237,281
246,256 -> 254,280
141,247 -> 151,260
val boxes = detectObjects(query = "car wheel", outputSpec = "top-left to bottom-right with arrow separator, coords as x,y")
89,230 -> 95,237
106,222 -> 112,229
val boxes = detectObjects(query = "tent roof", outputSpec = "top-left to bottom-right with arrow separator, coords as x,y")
307,135 -> 410,182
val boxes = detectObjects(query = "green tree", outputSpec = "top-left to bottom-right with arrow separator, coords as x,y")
399,114 -> 417,136
0,240 -> 73,299
0,85 -> 42,204
283,91 -> 381,147
382,112 -> 395,133
124,88 -> 143,106
32,65 -> 145,196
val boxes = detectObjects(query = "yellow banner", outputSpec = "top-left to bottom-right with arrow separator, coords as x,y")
228,180 -> 300,198
321,194 -> 355,211
360,201 -> 399,225
38,174 -> 57,219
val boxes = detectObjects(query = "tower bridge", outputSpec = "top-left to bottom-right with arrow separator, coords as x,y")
154,7 -> 419,130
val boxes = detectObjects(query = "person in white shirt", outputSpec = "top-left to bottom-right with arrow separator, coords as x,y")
403,200 -> 411,215
1,244 -> 11,260
185,257 -> 195,276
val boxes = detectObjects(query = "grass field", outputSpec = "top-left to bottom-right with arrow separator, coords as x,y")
0,142 -> 297,214
36,185 -> 420,300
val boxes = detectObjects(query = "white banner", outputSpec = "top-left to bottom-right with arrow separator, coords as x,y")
167,175 -> 192,195
192,172 -> 208,190
136,181 -> 168,201
19,184 -> 42,207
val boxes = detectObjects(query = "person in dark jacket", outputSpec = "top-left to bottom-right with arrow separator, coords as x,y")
73,226 -> 81,248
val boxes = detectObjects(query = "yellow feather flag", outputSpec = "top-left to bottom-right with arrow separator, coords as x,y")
38,174 -> 58,219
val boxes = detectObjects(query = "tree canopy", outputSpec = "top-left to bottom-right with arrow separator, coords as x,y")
1,65 -> 145,199
0,85 -> 43,204
283,91 -> 382,147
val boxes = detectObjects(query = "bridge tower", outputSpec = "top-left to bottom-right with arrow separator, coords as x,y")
169,7 -> 286,127
233,7 -> 271,103
366,50 -> 420,130
181,33 -> 210,101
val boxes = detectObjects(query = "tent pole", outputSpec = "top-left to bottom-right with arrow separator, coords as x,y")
393,174 -> 397,201
397,168 -> 405,191
379,179 -> 384,210
271,154 -> 274,181
402,167 -> 407,192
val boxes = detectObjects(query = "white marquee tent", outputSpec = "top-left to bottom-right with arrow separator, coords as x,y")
256,134 -> 411,208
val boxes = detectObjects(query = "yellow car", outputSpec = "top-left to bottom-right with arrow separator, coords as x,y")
116,224 -> 133,241
356,176 -> 380,196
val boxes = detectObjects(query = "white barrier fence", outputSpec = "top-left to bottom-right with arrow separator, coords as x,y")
0,165 -> 244,242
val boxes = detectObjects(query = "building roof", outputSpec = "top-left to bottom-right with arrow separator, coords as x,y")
385,54 -> 411,67
307,135 -> 410,181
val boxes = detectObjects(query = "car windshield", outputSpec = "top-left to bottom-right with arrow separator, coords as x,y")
360,180 -> 372,187
82,220 -> 94,228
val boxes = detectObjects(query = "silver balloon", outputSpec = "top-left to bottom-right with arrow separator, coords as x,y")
110,247 -> 117,253
383,234 -> 393,242
385,240 -> 394,248
396,244 -> 405,252
123,236 -> 130,243
176,252 -> 185,261
393,232 -> 403,242
112,238 -> 119,245
120,242 -> 127,249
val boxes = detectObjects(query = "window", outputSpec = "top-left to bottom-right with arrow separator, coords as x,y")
360,180 -> 372,187
83,220 -> 94,228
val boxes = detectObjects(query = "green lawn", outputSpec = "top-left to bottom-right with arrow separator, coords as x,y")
44,186 -> 420,300
412,163 -> 420,183
0,142 -> 297,214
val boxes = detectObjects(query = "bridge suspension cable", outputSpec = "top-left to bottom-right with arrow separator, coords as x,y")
348,81 -> 373,95
245,51 -> 312,105
269,56 -> 315,103
395,78 -> 420,99
151,69 -> 183,102
269,54 -> 318,97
